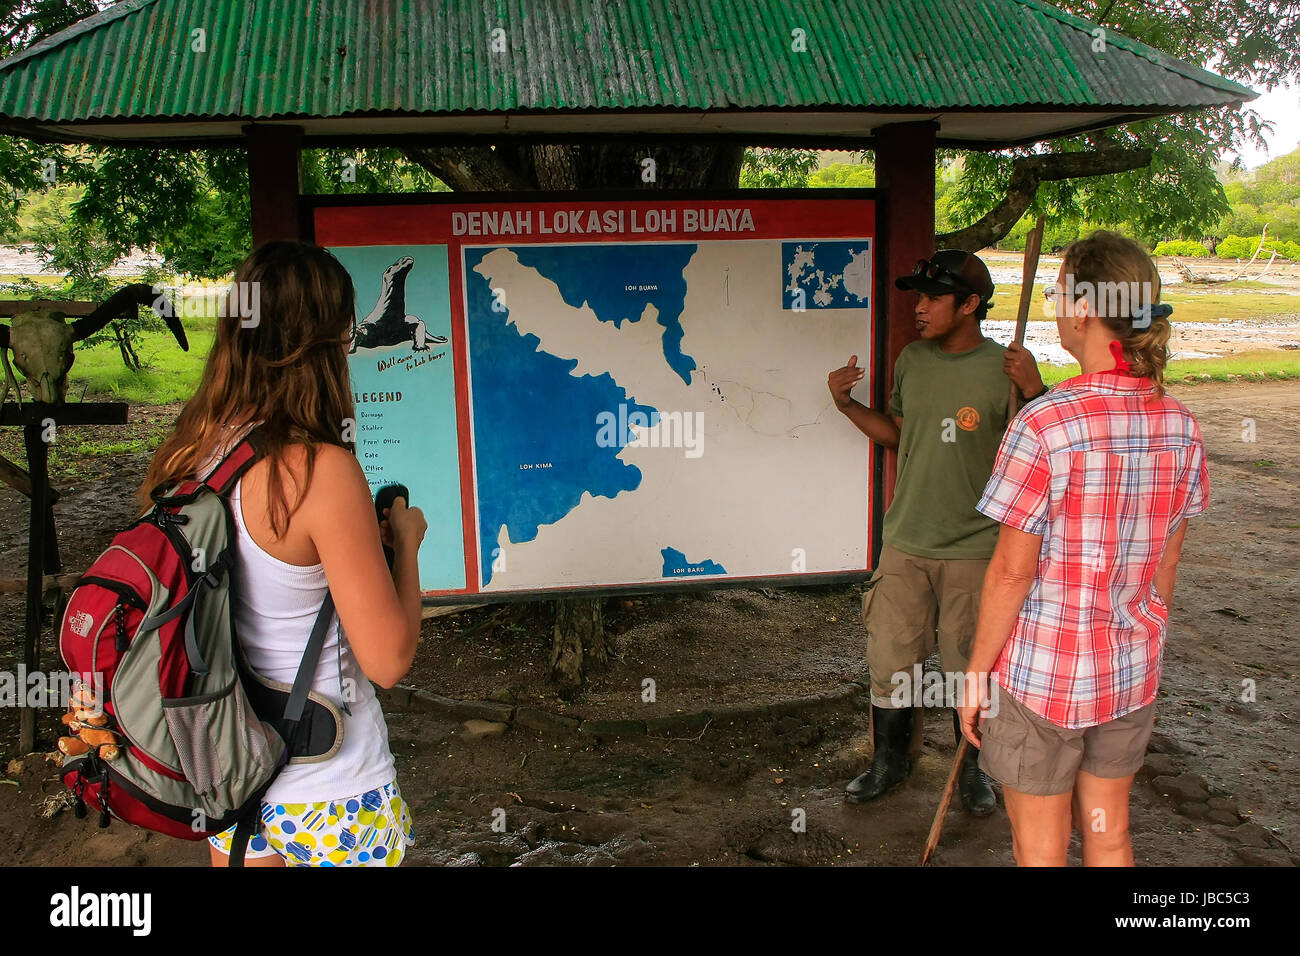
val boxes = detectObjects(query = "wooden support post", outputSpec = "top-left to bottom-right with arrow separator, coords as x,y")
874,121 -> 938,507
245,124 -> 304,247
3,402 -> 125,754
20,422 -> 47,754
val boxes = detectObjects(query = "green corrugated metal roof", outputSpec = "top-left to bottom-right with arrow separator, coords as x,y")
0,0 -> 1257,145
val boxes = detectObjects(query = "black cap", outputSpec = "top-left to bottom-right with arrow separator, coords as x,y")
895,250 -> 995,307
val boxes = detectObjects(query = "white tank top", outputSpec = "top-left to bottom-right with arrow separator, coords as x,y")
220,469 -> 397,804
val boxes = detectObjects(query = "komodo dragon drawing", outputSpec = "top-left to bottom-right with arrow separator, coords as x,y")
350,256 -> 448,353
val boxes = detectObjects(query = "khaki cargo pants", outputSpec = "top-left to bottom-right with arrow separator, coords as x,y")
861,544 -> 989,708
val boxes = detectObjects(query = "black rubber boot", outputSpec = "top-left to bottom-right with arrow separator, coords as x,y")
845,706 -> 914,803
953,710 -> 997,816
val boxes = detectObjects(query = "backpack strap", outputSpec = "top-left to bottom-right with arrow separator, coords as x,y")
283,592 -> 337,755
150,425 -> 265,505
228,812 -> 258,867
137,552 -> 233,674
202,426 -> 264,496
227,592 -> 336,868
226,773 -> 280,868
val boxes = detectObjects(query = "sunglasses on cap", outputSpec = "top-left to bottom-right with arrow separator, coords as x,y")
910,257 -> 981,301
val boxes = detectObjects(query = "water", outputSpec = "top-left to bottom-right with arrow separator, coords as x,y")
0,243 -> 162,277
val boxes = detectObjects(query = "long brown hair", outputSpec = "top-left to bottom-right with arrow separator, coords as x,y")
139,240 -> 357,536
1061,230 -> 1171,397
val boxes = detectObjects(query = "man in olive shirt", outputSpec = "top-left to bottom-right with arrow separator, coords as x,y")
827,250 -> 1045,813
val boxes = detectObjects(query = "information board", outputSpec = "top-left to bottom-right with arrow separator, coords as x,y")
310,192 -> 883,601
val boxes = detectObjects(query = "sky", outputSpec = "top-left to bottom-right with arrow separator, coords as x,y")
1228,81 -> 1300,168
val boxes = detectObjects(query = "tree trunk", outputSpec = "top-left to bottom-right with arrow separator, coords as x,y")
936,148 -> 1152,251
550,597 -> 607,699
401,142 -> 746,192
112,321 -> 141,371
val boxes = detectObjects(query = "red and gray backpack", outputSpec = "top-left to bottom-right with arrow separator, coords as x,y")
58,428 -> 344,865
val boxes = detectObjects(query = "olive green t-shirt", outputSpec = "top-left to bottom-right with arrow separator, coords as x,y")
882,338 -> 1010,559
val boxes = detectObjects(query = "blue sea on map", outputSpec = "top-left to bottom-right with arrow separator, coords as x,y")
334,244 -> 465,592
781,240 -> 873,310
465,246 -> 672,586
512,244 -> 698,385
661,547 -> 726,577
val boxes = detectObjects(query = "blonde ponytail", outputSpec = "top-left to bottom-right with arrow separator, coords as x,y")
1061,230 -> 1171,397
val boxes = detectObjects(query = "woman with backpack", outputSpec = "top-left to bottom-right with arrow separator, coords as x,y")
957,231 -> 1209,866
139,240 -> 427,867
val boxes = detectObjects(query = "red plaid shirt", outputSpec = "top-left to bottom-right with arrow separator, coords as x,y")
977,372 -> 1209,728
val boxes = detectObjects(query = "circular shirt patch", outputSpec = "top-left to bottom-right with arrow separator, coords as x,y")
956,406 -> 981,431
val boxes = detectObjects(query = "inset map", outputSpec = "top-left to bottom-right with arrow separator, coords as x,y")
782,240 -> 873,310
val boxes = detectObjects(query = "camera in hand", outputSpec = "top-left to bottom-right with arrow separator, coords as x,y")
374,483 -> 411,568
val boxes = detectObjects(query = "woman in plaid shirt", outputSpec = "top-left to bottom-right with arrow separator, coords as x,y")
957,231 -> 1209,866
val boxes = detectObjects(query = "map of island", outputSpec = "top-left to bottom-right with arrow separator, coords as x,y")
783,240 -> 873,309
462,240 -> 873,593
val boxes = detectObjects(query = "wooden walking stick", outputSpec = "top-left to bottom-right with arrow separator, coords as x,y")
1008,215 -> 1047,421
920,738 -> 969,866
921,228 -> 1047,867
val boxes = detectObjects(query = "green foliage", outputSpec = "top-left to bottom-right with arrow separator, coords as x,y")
994,216 -> 1102,254
60,326 -> 213,403
1040,351 -> 1300,387
0,135 -> 57,235
739,148 -> 819,188
1152,239 -> 1211,257
151,149 -> 250,279
934,159 -> 965,234
803,156 -> 976,234
5,181 -> 79,240
0,2 -> 105,231
1,2 -> 459,280
1,175 -> 171,373
946,0 -> 1297,247
808,162 -> 875,188
301,148 -> 450,196
1216,234 -> 1300,260
0,1 -> 100,56
952,120 -> 1237,247
6,146 -> 453,280
1215,151 -> 1300,242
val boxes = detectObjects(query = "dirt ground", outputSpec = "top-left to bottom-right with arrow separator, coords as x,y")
0,382 -> 1296,866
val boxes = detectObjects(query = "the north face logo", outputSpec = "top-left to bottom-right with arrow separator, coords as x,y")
68,611 -> 94,638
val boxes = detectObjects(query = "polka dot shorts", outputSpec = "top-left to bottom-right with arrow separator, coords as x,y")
209,780 -> 414,867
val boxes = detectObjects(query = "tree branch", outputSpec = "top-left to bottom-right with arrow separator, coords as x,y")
937,148 -> 1152,251
398,145 -> 536,191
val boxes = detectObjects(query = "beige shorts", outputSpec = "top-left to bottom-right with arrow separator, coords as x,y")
977,687 -> 1156,796
861,544 -> 989,706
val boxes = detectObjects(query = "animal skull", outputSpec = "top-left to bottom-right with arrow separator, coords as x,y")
0,283 -> 187,407
9,310 -> 76,404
